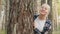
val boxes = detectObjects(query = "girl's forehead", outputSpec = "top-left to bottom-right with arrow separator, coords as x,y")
42,5 -> 50,9
41,4 -> 50,9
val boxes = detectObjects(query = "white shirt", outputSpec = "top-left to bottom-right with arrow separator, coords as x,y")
34,17 -> 46,32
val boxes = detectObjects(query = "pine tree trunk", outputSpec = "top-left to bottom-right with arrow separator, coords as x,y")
48,0 -> 53,34
6,0 -> 34,34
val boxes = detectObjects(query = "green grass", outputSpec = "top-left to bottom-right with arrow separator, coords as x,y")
0,29 -> 60,34
0,30 -> 6,34
53,26 -> 60,34
53,31 -> 60,34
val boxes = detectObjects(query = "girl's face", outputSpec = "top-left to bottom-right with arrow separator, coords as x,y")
40,5 -> 50,16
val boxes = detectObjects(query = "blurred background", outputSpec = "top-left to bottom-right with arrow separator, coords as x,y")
0,0 -> 60,34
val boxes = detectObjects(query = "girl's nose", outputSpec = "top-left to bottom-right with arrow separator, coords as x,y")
42,8 -> 45,11
42,8 -> 45,10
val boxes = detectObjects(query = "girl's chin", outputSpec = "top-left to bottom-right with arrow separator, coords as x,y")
40,13 -> 46,15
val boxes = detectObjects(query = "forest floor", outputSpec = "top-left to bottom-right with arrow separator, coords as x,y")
0,30 -> 60,34
0,29 -> 6,34
53,30 -> 60,34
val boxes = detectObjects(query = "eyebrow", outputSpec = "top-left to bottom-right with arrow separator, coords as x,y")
41,6 -> 49,9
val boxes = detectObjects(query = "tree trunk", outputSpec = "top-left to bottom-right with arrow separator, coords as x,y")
6,0 -> 34,34
47,0 -> 53,34
41,0 -> 46,5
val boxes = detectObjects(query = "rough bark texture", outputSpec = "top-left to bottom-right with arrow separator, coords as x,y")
41,0 -> 46,5
47,0 -> 53,34
7,0 -> 34,34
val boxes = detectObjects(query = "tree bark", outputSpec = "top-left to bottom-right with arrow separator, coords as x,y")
6,0 -> 34,34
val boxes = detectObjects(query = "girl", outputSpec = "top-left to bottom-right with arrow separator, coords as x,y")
34,3 -> 51,34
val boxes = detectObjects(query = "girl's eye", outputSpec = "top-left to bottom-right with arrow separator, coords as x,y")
45,8 -> 47,10
41,6 -> 43,8
41,7 -> 48,10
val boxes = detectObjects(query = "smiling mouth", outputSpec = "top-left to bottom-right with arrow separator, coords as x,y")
41,11 -> 47,13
